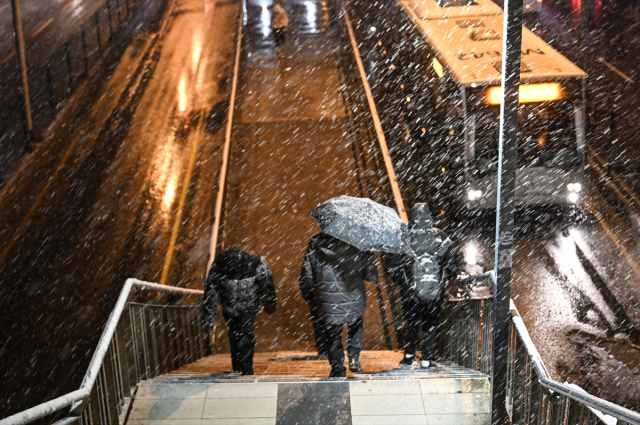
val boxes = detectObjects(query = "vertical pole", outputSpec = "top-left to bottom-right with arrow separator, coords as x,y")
579,0 -> 588,130
491,0 -> 523,423
10,0 -> 33,151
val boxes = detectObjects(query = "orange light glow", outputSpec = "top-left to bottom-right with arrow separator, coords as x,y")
485,83 -> 564,105
433,57 -> 443,78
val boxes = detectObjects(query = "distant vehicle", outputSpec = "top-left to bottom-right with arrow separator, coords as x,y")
523,0 -> 543,17
351,0 -> 586,212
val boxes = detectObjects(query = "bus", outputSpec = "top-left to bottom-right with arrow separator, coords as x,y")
350,0 -> 587,213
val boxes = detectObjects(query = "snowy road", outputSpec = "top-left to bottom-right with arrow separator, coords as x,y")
0,0 -> 239,417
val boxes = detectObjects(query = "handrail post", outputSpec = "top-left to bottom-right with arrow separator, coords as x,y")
491,0 -> 524,421
9,0 -> 34,152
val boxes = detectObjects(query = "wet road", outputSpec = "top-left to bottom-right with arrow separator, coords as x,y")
354,0 -> 640,411
0,0 -> 239,417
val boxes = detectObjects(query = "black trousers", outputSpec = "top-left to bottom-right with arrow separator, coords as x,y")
322,317 -> 364,375
223,309 -> 257,375
309,304 -> 328,355
402,297 -> 442,360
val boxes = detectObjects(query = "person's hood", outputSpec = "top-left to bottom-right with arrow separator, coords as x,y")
409,203 -> 433,232
215,249 -> 259,279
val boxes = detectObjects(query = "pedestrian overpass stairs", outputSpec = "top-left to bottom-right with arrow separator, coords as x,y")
125,351 -> 490,425
3,279 -> 640,425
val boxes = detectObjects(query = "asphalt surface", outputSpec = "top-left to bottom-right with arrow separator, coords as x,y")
0,0 -> 239,417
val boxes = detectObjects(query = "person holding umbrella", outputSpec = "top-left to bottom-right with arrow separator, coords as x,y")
299,196 -> 413,377
385,203 -> 460,368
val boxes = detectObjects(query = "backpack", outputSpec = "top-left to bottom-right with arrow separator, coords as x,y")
222,276 -> 258,317
408,232 -> 452,301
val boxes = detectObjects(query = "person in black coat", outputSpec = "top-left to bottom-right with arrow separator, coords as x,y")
385,203 -> 459,368
203,249 -> 277,375
299,233 -> 378,377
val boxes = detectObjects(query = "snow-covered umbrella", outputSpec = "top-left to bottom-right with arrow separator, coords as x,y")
310,195 -> 414,256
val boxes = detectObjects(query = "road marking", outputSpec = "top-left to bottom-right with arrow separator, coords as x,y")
586,198 -> 640,278
61,0 -> 74,11
160,111 -> 206,286
160,1 -> 213,285
30,18 -> 53,37
2,50 -> 15,63
599,58 -> 635,84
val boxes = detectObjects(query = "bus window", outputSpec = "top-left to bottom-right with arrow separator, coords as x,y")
469,101 -> 581,173
517,101 -> 579,168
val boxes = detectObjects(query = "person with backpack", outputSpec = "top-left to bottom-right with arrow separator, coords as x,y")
203,249 -> 277,375
385,203 -> 459,368
299,233 -> 378,377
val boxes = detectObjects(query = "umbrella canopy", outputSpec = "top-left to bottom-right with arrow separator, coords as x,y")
311,195 -> 414,256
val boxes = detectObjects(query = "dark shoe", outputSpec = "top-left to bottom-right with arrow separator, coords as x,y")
399,354 -> 418,368
329,369 -> 347,378
349,358 -> 363,373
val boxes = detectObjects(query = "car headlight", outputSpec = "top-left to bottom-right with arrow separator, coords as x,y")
567,183 -> 582,192
568,192 -> 579,203
467,189 -> 483,200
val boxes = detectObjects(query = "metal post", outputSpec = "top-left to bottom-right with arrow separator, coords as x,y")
10,0 -> 33,151
491,0 -> 524,422
607,104 -> 617,175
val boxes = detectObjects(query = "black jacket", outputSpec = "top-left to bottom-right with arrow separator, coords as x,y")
203,249 -> 277,329
385,204 -> 459,301
299,233 -> 378,325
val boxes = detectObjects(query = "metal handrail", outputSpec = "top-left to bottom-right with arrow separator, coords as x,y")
0,278 -> 204,425
510,300 -> 640,425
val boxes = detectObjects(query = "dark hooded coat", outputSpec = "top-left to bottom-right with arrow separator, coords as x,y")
203,249 -> 277,329
299,233 -> 378,325
385,204 -> 459,301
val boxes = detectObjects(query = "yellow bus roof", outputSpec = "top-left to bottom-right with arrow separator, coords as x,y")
401,1 -> 585,86
406,0 -> 503,20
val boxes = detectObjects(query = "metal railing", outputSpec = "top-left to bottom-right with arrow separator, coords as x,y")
0,278 -> 207,425
440,275 -> 640,425
2,0 -> 149,179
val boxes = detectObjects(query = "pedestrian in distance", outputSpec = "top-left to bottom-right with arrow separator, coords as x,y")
271,3 -> 289,48
203,249 -> 277,375
299,233 -> 379,377
385,203 -> 459,368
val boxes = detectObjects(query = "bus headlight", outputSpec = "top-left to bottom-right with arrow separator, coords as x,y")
568,192 -> 579,203
468,189 -> 483,200
567,183 -> 582,192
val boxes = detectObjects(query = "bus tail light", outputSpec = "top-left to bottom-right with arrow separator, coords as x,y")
485,83 -> 564,105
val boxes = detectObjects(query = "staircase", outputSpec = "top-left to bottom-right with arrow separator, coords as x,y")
124,351 -> 491,425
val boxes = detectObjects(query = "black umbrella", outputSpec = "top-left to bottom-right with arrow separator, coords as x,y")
311,195 -> 414,256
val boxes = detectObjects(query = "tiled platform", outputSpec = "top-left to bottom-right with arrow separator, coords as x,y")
127,350 -> 490,425
128,378 -> 489,425
161,351 -> 487,380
